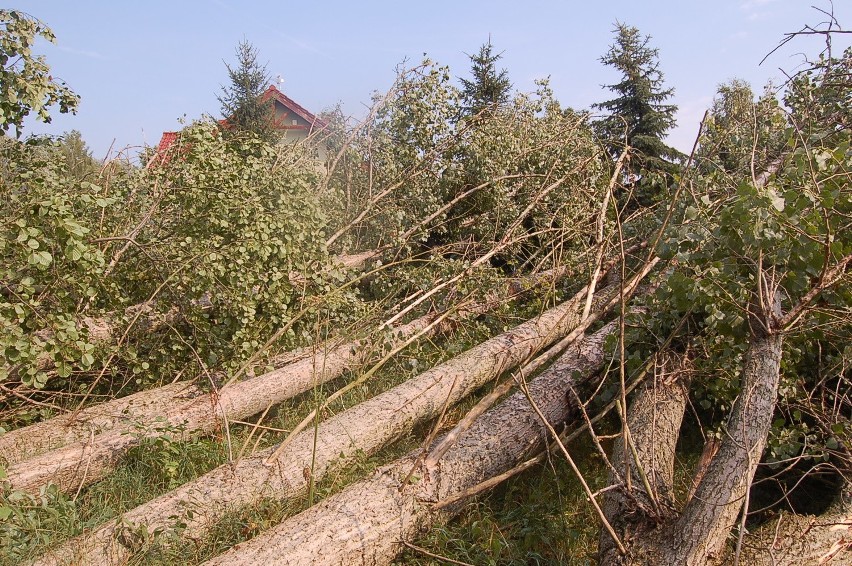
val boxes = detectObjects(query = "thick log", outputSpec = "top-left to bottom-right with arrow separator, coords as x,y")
200,323 -> 617,565
35,282 -> 615,566
735,488 -> 852,564
0,381 -> 203,467
599,352 -> 692,565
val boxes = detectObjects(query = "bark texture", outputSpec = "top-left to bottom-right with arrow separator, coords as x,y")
201,323 -> 617,566
735,487 -> 852,564
34,286 -> 609,566
0,381 -> 203,467
599,353 -> 692,565
659,302 -> 783,565
598,292 -> 785,565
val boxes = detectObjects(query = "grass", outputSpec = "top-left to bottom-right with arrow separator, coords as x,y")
396,437 -> 609,566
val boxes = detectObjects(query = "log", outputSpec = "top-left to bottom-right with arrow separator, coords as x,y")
599,352 -> 692,565
6,257 -> 579,494
4,315 -> 432,495
656,292 -> 784,565
34,280 -> 617,566
0,381 -> 203,467
735,488 -> 852,565
200,322 -> 617,565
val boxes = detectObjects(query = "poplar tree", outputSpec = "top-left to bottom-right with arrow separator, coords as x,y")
593,23 -> 681,175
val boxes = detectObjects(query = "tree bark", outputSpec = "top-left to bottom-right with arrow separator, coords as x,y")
0,381 -> 204,467
599,352 -> 692,565
602,292 -> 785,565
4,315 -> 430,496
734,486 -> 852,564
34,282 -> 616,566
200,323 -> 617,566
657,295 -> 783,565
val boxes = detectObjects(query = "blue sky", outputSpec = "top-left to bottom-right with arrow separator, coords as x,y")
18,0 -> 852,159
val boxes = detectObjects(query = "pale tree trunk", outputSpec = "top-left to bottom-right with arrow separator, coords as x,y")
657,297 -> 783,565
6,258 -> 580,495
599,351 -> 693,565
734,486 -> 852,564
4,314 -> 431,496
0,381 -> 203,467
200,323 -> 618,566
35,283 -> 615,566
602,292 -> 785,565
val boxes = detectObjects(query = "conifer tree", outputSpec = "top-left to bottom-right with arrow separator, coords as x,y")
460,38 -> 512,116
217,41 -> 278,142
593,23 -> 681,175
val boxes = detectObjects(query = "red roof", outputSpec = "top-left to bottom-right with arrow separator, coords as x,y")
262,85 -> 328,132
156,131 -> 179,153
152,87 -> 326,162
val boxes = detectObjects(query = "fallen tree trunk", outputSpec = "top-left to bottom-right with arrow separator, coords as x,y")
4,314 -> 430,495
599,351 -> 693,564
734,487 -> 852,564
5,256 -> 586,493
34,276 -> 624,566
0,381 -> 203,467
654,293 -> 783,565
200,322 -> 618,565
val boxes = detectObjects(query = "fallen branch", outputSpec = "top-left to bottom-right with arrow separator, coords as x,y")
5,255 -> 583,495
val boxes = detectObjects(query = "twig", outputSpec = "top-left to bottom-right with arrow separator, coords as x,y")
401,541 -> 476,566
516,370 -> 627,554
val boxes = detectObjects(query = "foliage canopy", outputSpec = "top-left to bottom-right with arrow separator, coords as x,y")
0,10 -> 79,137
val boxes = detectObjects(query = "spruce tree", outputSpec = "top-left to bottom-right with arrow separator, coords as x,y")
460,38 -> 512,116
593,23 -> 681,175
217,41 -> 278,142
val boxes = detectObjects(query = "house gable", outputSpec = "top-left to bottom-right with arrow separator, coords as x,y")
155,86 -> 327,157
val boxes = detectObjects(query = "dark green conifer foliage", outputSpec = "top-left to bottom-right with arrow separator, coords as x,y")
460,38 -> 512,116
593,23 -> 681,175
217,41 -> 279,142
